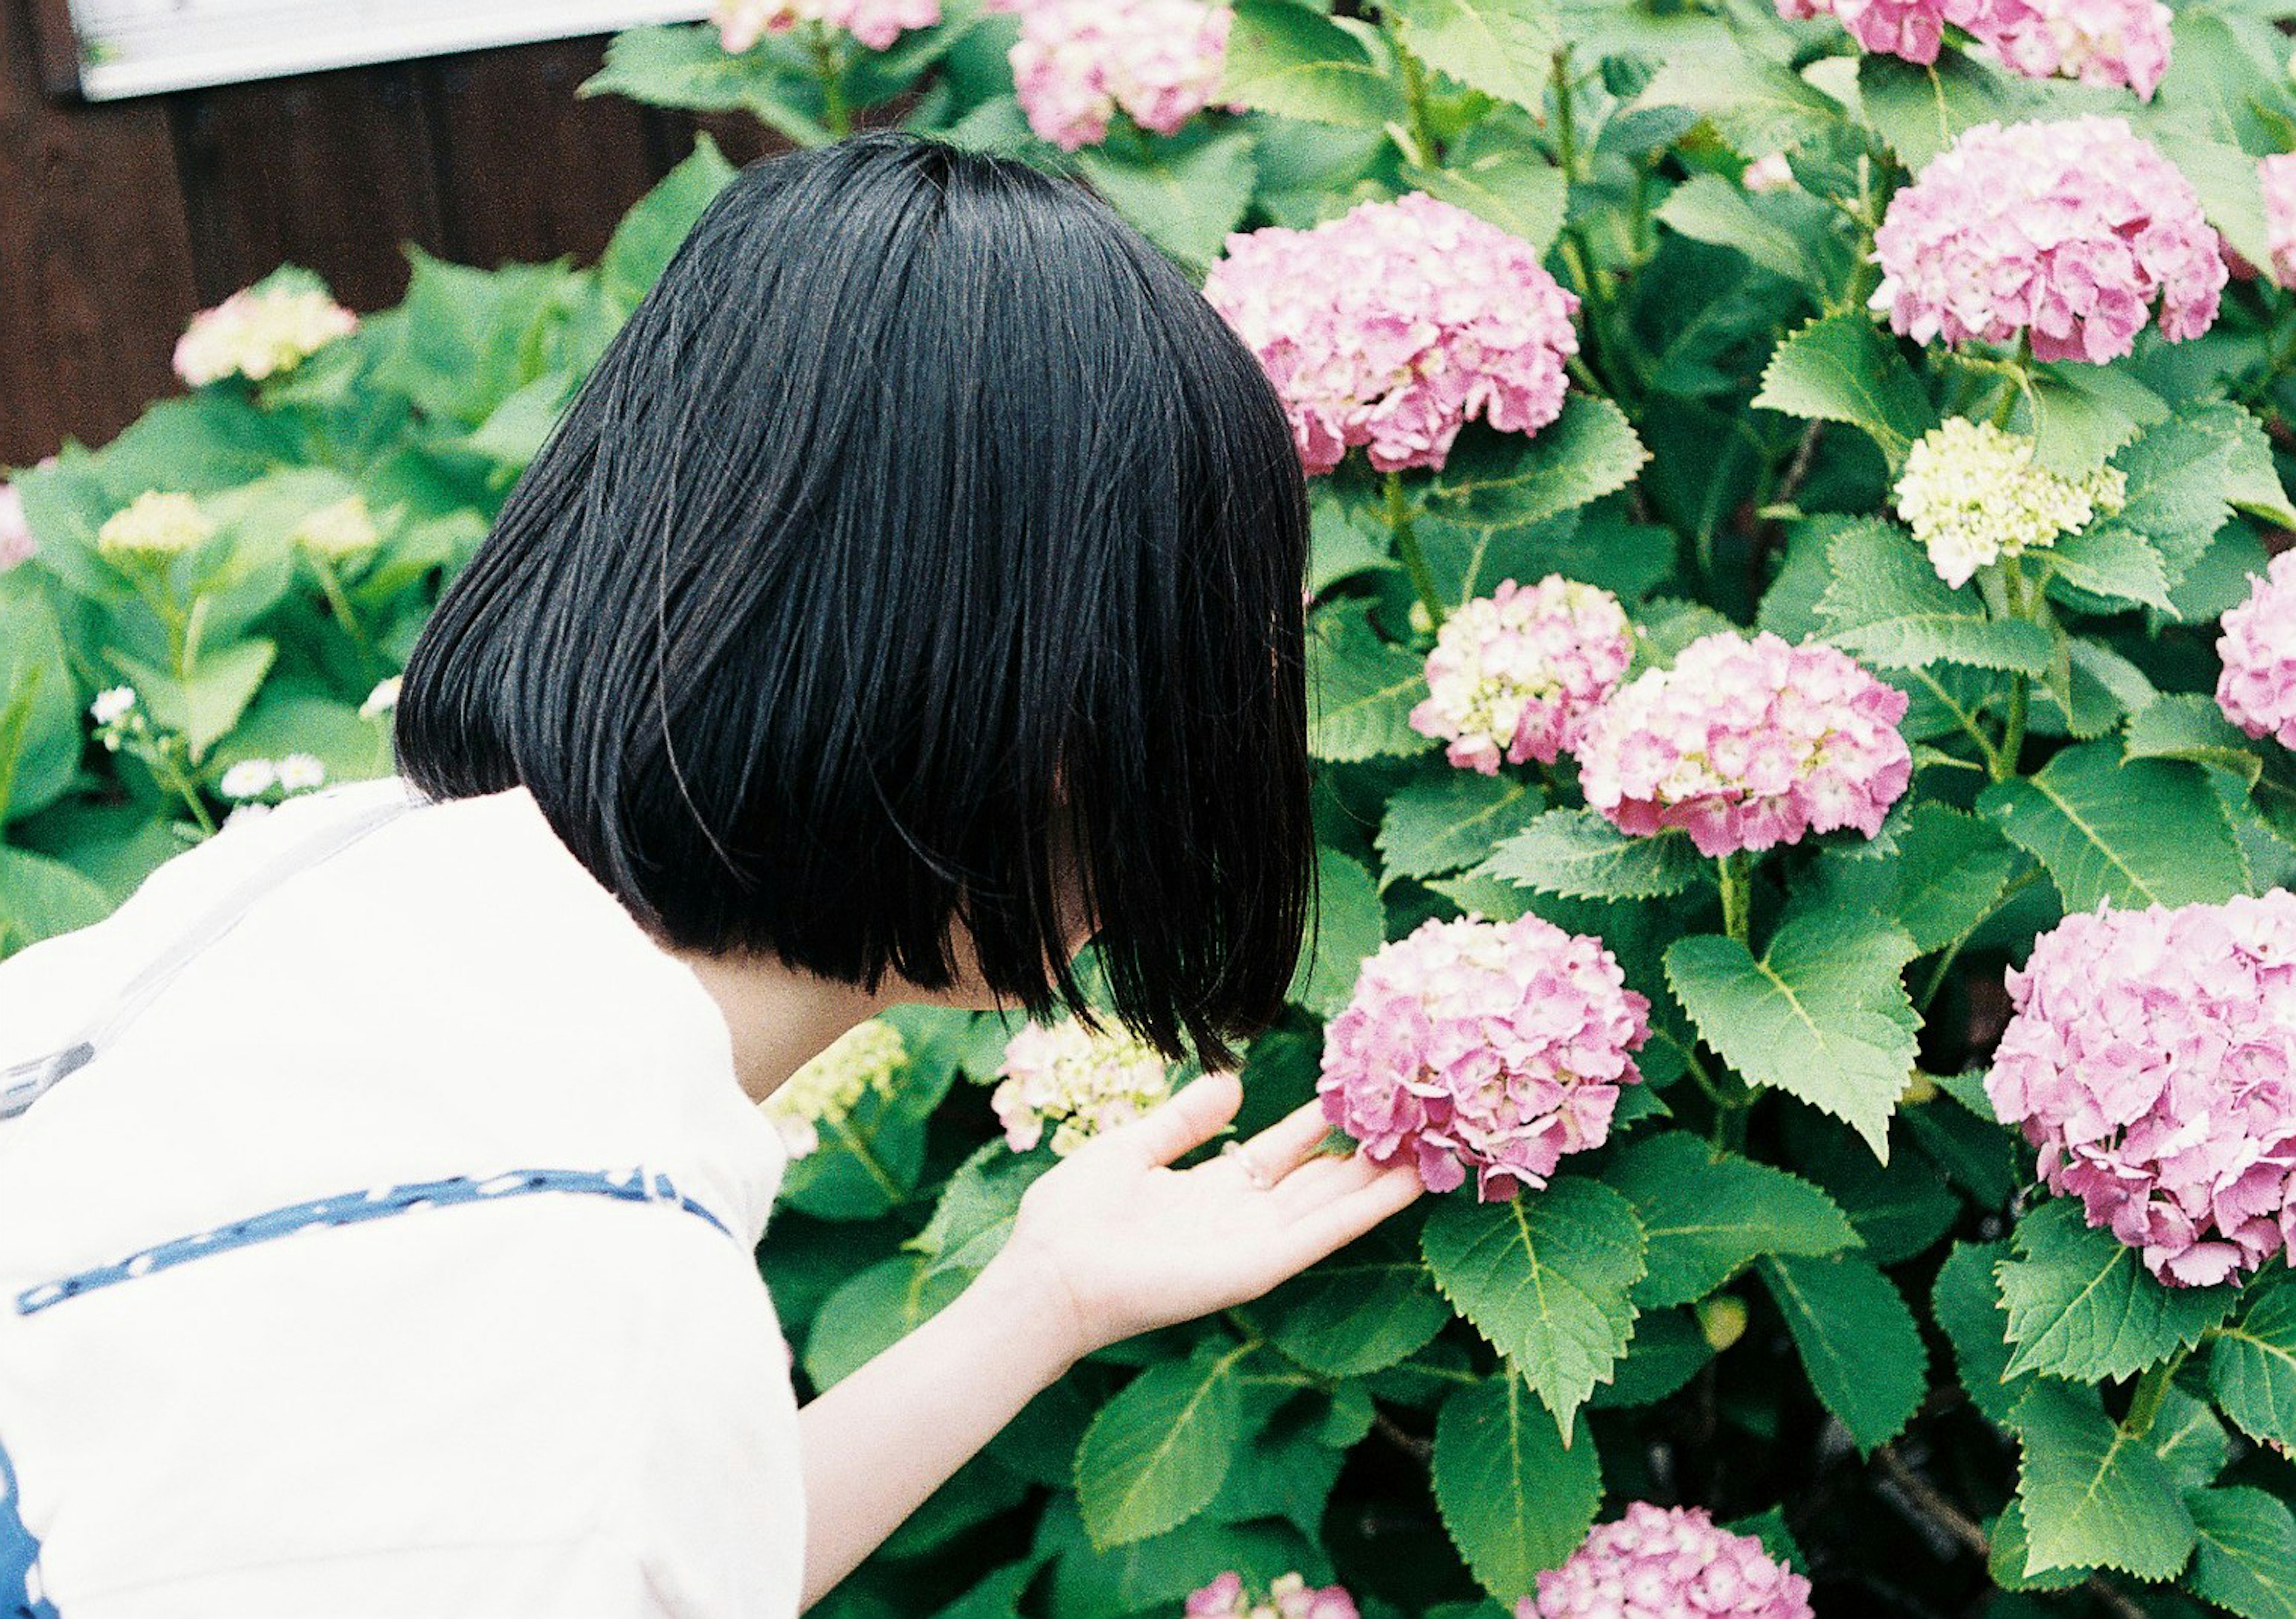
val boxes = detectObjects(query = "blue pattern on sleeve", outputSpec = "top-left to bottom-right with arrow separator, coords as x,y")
0,1443 -> 59,1619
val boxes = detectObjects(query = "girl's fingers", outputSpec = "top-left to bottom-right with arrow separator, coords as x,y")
1268,1144 -> 1388,1211
1284,1162 -> 1425,1265
1106,1070 -> 1243,1168
1228,1098 -> 1340,1185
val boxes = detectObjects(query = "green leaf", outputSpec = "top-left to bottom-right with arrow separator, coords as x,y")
1074,1339 -> 1254,1550
906,1142 -> 1052,1282
1307,604 -> 1433,763
1758,1252 -> 1926,1453
2046,524 -> 2175,613
2020,365 -> 2155,479
2126,694 -> 2264,790
1386,0 -> 1557,111
0,578 -> 81,824
0,847 -> 113,955
2150,130 -> 2277,276
1851,50 -> 2046,170
1288,847 -> 1384,1018
1265,1227 -> 1452,1378
1635,40 -> 1842,158
1219,1 -> 1407,128
1481,809 -> 1703,901
1378,772 -> 1546,886
1753,314 -> 1937,468
2189,1486 -> 2296,1619
803,1254 -> 966,1390
1432,1377 -> 1604,1602
1610,1131 -> 1860,1307
582,23 -> 833,145
1813,519 -> 2054,674
1664,911 -> 1921,1159
1427,396 -> 1652,531
1421,1177 -> 1647,1435
1977,742 -> 2248,912
1589,1307 -> 1714,1408
2209,1275 -> 2296,1450
2075,402 -> 2273,592
1932,1239 -> 2028,1428
1804,801 -> 2020,957
2010,1380 -> 2196,1582
107,639 -> 277,765
1657,175 -> 1829,292
1994,1200 -> 2237,1383
1076,126 -> 1259,273
599,134 -> 737,310
1405,154 -> 1568,253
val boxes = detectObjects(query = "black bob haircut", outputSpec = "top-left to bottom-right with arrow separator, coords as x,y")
395,130 -> 1314,1069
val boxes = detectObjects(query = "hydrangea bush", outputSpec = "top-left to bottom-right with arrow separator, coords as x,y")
5,0 -> 2296,1612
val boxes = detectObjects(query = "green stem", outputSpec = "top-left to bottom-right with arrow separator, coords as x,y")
1717,851 -> 1752,948
151,744 -> 217,838
2122,1347 -> 2190,1440
1396,36 -> 1439,165
309,554 -> 381,680
1385,470 -> 1447,631
810,23 -> 851,140
1994,554 -> 2032,780
826,1113 -> 902,1201
1551,49 -> 1580,181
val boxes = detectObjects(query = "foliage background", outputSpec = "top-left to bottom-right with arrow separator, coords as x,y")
5,1 -> 2296,1614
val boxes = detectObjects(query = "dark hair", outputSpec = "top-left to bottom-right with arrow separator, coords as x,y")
395,131 -> 1312,1068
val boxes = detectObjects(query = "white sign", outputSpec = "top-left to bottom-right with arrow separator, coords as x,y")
68,0 -> 715,100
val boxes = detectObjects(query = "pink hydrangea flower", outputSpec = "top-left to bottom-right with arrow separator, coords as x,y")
1775,0 -> 2029,66
1980,0 -> 2174,98
2217,551 -> 2296,752
2265,154 -> 2296,289
1317,915 -> 1649,1200
1521,1503 -> 1814,1619
1870,117 -> 2225,364
1186,1571 -> 1359,1619
713,0 -> 939,53
1576,632 -> 1912,859
0,482 -> 33,574
1204,194 -> 1580,476
1987,893 -> 2296,1287
1410,576 -> 1632,773
987,0 -> 1232,151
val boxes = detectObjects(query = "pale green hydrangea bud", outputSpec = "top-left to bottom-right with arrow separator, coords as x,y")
993,1018 -> 1173,1154
293,495 -> 381,563
761,1018 -> 908,1159
97,491 -> 216,562
1893,418 -> 2124,588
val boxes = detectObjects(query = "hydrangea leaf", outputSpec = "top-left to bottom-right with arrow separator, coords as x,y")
1633,39 -> 1843,158
1481,808 -> 1704,901
2188,1486 -> 2296,1619
1074,126 -> 1259,273
1993,1199 -> 2238,1382
1800,801 -> 2020,958
1757,1253 -> 1926,1453
1384,0 -> 1558,114
1752,314 -> 1937,467
906,1141 -> 1052,1283
2149,1386 -> 2232,1494
1264,1226 -> 1452,1378
1932,1240 -> 2029,1428
1656,175 -> 1832,294
1987,1497 -> 2087,1591
0,579 -> 81,824
804,1254 -> 967,1390
2046,524 -> 2175,614
1663,912 -> 1921,1159
0,848 -> 112,955
1306,604 -> 1432,763
2010,1380 -> 2196,1582
1609,1131 -> 1861,1307
2125,694 -> 2265,789
1205,1380 -> 1350,1537
599,133 -> 737,310
1421,1176 -> 1648,1435
582,24 -> 835,146
1377,772 -> 1546,887
1431,1376 -> 1604,1602
1405,154 -> 1568,253
2148,130 -> 2276,280
1219,1 -> 1409,129
1287,847 -> 1384,1018
1813,519 -> 2054,674
1427,395 -> 1651,531
106,639 -> 277,766
1978,742 -> 2248,912
1851,51 -> 2047,170
2072,402 -> 2266,589
1074,1337 -> 1256,1550
2209,1274 -> 2296,1450
1797,1123 -> 1960,1264
1587,1307 -> 1714,1409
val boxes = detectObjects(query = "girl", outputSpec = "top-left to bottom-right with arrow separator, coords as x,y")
0,132 -> 1425,1616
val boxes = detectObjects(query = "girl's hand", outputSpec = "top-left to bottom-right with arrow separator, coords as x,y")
987,1070 -> 1426,1366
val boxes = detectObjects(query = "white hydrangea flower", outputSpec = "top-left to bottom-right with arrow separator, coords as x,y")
360,676 -> 402,720
88,686 -> 137,726
174,279 -> 358,387
1894,418 -> 2126,588
992,1018 -> 1173,1155
759,1018 -> 909,1159
275,754 -> 327,793
218,759 -> 278,801
291,496 -> 380,562
96,492 -> 216,561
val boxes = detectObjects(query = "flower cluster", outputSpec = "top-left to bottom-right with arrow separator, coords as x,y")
173,278 -> 357,387
2218,551 -> 2296,751
1186,1571 -> 1359,1619
87,686 -> 138,740
1204,194 -> 1580,475
987,0 -> 1232,151
0,482 -> 32,574
218,754 -> 328,804
993,1017 -> 1173,1154
713,0 -> 938,52
1870,117 -> 2224,364
1773,0 -> 2017,68
761,1019 -> 909,1159
1577,633 -> 1912,857
1410,577 -> 1633,773
1318,915 -> 1649,1199
1987,893 -> 2296,1287
1522,1504 -> 1815,1619
292,496 -> 381,564
96,491 -> 216,562
1980,0 -> 2174,99
2265,153 -> 2296,289
1894,418 -> 2127,587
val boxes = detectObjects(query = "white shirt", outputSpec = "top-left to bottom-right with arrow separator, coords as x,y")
0,778 -> 804,1617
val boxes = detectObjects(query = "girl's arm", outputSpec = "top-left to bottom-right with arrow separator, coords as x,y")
796,1071 -> 1424,1609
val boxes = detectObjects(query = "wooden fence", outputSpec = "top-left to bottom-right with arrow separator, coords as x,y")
0,1 -> 783,468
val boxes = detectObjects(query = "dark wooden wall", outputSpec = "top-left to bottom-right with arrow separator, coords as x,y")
0,2 -> 784,468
